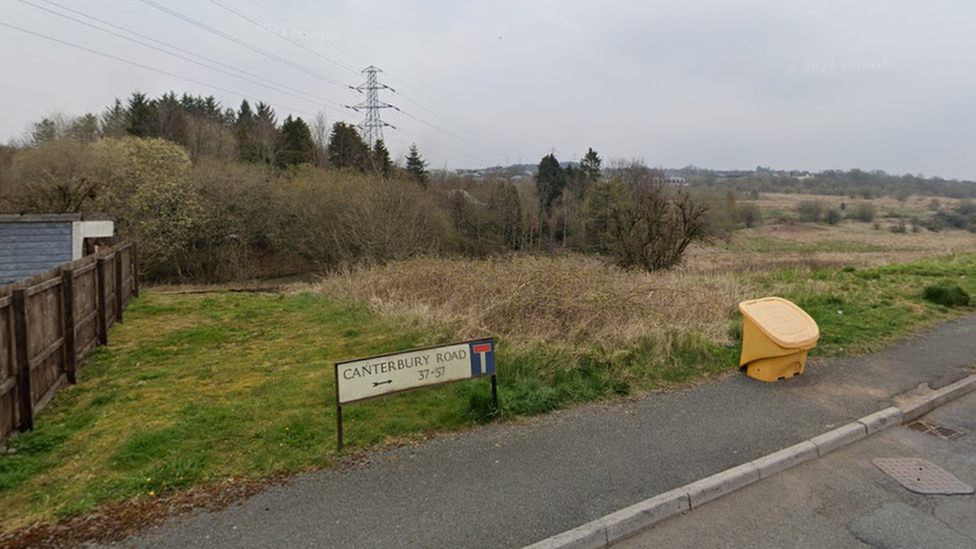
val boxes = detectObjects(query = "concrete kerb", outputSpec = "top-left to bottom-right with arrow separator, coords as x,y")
809,421 -> 867,457
522,519 -> 607,549
899,374 -> 976,423
858,406 -> 904,435
752,440 -> 818,480
602,489 -> 690,545
521,374 -> 976,549
685,462 -> 761,509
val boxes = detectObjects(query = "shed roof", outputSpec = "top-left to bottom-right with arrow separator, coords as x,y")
0,213 -> 113,223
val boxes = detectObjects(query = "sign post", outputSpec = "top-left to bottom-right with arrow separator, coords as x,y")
335,338 -> 497,451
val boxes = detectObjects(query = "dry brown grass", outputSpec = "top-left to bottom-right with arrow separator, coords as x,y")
682,222 -> 976,274
297,221 -> 976,351
755,192 -> 962,213
297,255 -> 755,348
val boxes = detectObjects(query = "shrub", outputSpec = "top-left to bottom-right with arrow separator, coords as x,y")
825,209 -> 842,225
936,210 -> 972,231
738,202 -> 763,228
957,200 -> 976,216
92,137 -> 200,278
853,202 -> 877,223
795,200 -> 824,222
923,283 -> 971,308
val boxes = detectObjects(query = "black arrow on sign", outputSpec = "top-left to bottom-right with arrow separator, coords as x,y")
373,379 -> 393,387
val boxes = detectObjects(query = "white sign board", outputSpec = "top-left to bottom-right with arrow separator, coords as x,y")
335,339 -> 495,405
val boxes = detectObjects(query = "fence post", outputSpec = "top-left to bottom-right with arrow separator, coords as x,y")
12,289 -> 33,432
114,252 -> 124,323
97,257 -> 108,346
132,243 -> 140,298
61,268 -> 77,384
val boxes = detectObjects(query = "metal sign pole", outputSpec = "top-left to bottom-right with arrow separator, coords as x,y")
335,363 -> 343,452
491,374 -> 498,413
337,404 -> 344,452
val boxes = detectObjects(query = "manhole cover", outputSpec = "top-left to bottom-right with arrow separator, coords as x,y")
908,419 -> 964,440
873,458 -> 974,495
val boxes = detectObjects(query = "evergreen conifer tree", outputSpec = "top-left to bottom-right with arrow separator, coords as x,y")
327,122 -> 370,171
580,147 -> 602,182
100,99 -> 128,138
275,116 -> 316,167
405,143 -> 430,188
536,153 -> 566,222
252,102 -> 280,165
372,139 -> 394,177
235,100 -> 261,163
126,92 -> 154,137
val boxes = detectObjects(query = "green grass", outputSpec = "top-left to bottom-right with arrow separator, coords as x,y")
2,253 -> 976,531
754,254 -> 976,355
730,236 -> 887,254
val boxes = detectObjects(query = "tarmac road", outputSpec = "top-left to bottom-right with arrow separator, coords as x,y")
95,314 -> 976,549
615,384 -> 976,549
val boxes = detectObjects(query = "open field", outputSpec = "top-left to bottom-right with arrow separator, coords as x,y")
750,192 -> 964,222
695,220 -> 976,274
1,221 -> 975,533
754,192 -> 961,215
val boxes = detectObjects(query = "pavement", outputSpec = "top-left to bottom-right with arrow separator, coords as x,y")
614,385 -> 976,549
94,314 -> 976,549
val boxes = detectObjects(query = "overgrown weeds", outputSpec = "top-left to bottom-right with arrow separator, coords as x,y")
302,255 -> 754,348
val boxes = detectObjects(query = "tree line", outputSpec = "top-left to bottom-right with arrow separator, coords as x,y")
701,168 -> 976,200
11,91 -> 433,184
0,90 -> 734,280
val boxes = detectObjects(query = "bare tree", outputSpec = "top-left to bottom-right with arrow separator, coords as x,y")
610,185 -> 709,271
2,138 -> 100,212
310,111 -> 329,167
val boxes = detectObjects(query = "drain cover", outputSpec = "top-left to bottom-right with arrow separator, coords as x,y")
908,419 -> 964,441
873,458 -> 974,495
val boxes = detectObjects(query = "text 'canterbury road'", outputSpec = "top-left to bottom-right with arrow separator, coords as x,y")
342,355 -> 430,380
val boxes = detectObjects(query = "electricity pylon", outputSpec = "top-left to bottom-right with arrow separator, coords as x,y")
351,65 -> 395,147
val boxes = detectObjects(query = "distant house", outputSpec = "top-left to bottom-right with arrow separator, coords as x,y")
0,214 -> 115,286
446,189 -> 486,207
653,175 -> 688,186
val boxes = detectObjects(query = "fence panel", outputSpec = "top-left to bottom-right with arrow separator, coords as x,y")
0,297 -> 17,440
0,241 -> 136,446
74,262 -> 99,360
26,279 -> 66,414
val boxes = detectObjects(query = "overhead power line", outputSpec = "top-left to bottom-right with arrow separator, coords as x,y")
240,0 -> 372,69
135,0 -> 357,93
391,88 -> 502,149
389,106 -> 506,164
391,124 -> 497,166
205,0 -> 361,77
19,0 -> 346,110
0,20 -> 317,119
189,0 -> 506,165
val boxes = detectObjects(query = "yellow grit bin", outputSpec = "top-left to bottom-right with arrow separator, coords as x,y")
738,297 -> 820,382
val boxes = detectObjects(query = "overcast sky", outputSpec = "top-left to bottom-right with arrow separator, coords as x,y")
2,0 -> 975,178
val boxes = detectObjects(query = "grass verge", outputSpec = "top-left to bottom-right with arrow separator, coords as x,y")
1,253 -> 976,531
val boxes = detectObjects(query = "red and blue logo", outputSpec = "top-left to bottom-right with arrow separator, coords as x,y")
469,339 -> 495,377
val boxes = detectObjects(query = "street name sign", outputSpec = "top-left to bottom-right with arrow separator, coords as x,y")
334,338 -> 497,449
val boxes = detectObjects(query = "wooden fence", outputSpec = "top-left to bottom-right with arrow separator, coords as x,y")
0,241 -> 137,445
